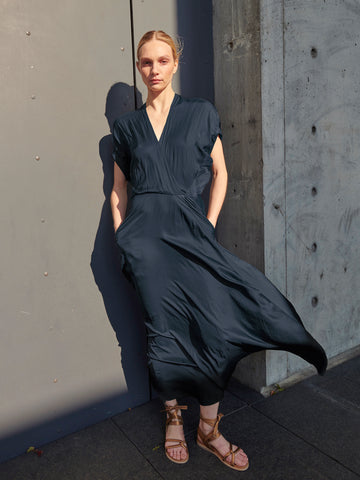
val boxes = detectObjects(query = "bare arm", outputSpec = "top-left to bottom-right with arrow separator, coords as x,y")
207,136 -> 228,228
110,163 -> 128,232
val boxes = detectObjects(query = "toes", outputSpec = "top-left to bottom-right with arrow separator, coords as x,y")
235,449 -> 248,466
167,446 -> 187,461
225,448 -> 248,467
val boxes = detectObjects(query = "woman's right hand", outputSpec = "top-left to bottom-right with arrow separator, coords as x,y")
111,163 -> 128,234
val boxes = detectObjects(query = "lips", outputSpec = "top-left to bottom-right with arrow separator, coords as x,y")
150,79 -> 161,84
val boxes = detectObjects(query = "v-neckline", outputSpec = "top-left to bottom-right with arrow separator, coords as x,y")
142,93 -> 178,144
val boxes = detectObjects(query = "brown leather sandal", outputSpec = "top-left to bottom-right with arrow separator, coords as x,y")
197,413 -> 249,471
161,404 -> 189,464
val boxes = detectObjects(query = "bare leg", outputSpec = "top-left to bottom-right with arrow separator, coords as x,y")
198,402 -> 248,468
164,399 -> 188,462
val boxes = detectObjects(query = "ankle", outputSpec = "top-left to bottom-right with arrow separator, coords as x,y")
199,419 -> 213,433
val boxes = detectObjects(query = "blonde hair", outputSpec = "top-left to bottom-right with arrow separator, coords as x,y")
137,30 -> 183,62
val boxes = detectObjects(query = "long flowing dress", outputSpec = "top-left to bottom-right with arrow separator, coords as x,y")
112,93 -> 327,405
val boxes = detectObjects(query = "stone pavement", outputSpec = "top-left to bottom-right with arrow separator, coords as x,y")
0,355 -> 359,480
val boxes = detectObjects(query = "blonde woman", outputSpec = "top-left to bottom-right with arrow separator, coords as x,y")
111,30 -> 327,471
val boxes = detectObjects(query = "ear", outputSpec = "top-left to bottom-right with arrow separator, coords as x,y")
173,59 -> 179,74
136,61 -> 140,73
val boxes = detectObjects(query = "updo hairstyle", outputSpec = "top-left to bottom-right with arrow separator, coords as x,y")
136,30 -> 183,62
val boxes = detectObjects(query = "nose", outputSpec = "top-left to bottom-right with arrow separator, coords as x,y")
151,62 -> 159,75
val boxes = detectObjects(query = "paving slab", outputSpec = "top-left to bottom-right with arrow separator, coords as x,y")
112,387 -> 247,453
0,419 -> 161,480
306,354 -> 360,388
115,400 -> 358,480
226,376 -> 265,405
254,381 -> 360,476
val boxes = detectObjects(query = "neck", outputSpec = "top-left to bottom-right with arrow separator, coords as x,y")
146,87 -> 176,112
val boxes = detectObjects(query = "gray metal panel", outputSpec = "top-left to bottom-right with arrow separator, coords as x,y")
284,0 -> 360,375
0,0 -> 149,460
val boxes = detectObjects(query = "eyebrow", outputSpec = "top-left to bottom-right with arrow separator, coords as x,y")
140,55 -> 171,61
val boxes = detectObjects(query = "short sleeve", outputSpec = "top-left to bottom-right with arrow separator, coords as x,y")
206,102 -> 223,154
112,119 -> 131,181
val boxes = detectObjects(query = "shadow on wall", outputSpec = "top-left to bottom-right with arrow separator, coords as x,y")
176,0 -> 214,101
91,82 -> 151,409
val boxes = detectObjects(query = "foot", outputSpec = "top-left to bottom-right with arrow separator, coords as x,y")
198,418 -> 248,469
165,415 -> 187,462
164,406 -> 188,463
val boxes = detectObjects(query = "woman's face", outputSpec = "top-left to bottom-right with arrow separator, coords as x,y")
137,39 -> 178,93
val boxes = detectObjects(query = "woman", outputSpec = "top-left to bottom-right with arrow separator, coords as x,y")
111,30 -> 327,471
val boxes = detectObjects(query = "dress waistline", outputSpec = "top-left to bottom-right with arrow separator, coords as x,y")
131,190 -> 198,197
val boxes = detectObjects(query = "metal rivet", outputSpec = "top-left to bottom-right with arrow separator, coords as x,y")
273,203 -> 280,210
311,187 -> 317,196
227,41 -> 234,52
31,94 -> 36,99
29,65 -> 35,69
311,296 -> 318,307
311,47 -> 318,58
311,242 -> 317,252
121,47 -> 125,51
53,378 -> 58,383
26,31 -> 31,36
234,243 -> 238,248
35,155 -> 40,161
44,271 -> 48,277
41,218 -> 45,223
311,125 -> 317,135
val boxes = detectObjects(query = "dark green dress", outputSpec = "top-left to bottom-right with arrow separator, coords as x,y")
112,93 -> 327,405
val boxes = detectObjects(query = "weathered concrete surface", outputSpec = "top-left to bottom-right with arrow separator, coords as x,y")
212,0 -> 266,390
213,0 -> 264,271
262,0 -> 360,382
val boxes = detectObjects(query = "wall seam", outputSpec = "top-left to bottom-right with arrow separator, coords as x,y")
282,0 -> 289,376
129,0 -> 138,108
282,0 -> 288,298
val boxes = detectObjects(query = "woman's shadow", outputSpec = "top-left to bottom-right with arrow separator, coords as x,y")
91,82 -> 152,409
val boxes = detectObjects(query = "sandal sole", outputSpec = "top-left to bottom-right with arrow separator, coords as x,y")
197,437 -> 249,472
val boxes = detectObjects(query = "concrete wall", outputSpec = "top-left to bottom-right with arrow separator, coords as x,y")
213,0 -> 360,389
212,0 -> 267,389
262,0 -> 360,384
0,0 -> 214,462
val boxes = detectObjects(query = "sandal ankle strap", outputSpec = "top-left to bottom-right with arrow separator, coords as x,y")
161,404 -> 188,426
199,413 -> 224,441
199,412 -> 224,427
161,404 -> 188,413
